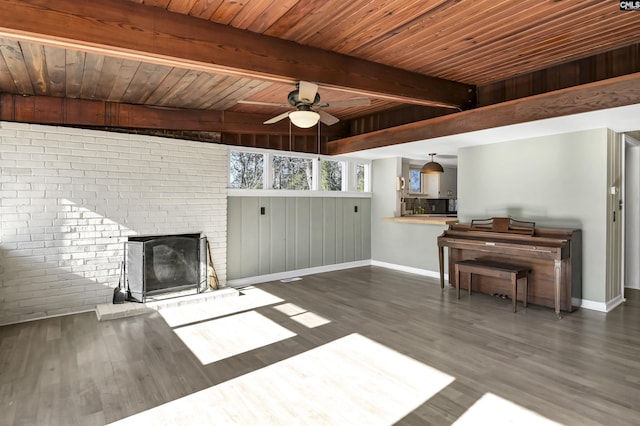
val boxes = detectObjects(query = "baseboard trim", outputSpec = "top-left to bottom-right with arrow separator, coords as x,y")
370,260 -> 447,281
605,294 -> 625,312
371,262 -> 629,314
227,259 -> 447,288
578,295 -> 626,313
578,299 -> 607,312
226,260 -> 372,288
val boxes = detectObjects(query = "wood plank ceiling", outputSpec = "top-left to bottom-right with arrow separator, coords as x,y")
0,0 -> 639,154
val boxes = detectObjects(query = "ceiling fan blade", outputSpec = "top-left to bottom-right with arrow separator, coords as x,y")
237,100 -> 290,108
298,81 -> 318,104
317,110 -> 340,126
263,111 -> 291,124
319,97 -> 371,108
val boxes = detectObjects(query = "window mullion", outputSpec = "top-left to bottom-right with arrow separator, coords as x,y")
364,164 -> 371,192
343,161 -> 350,192
312,157 -> 320,191
264,152 -> 273,190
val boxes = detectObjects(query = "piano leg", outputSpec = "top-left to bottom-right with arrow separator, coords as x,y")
511,274 -> 517,313
554,260 -> 562,319
438,246 -> 445,289
455,263 -> 460,299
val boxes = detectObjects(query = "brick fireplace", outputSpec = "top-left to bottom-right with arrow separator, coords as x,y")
0,121 -> 227,325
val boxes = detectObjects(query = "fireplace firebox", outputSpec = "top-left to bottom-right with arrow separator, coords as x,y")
125,233 -> 207,302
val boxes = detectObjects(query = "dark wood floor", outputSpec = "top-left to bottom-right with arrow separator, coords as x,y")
1,266 -> 639,425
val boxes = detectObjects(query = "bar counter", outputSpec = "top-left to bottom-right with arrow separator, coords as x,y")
382,215 -> 458,225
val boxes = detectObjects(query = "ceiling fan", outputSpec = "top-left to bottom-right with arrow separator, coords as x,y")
237,81 -> 370,128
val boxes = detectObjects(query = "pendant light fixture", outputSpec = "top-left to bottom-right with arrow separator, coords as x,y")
420,153 -> 444,174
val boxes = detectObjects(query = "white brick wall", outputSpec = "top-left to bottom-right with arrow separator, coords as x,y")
0,122 -> 228,325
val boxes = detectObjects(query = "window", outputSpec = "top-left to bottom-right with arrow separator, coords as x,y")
355,163 -> 367,192
229,151 -> 264,189
409,169 -> 422,193
229,148 -> 370,194
272,155 -> 313,190
321,160 -> 343,191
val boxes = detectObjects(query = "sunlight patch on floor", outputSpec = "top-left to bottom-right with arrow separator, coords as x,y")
273,302 -> 331,328
289,311 -> 331,328
107,333 -> 455,425
173,310 -> 296,364
453,393 -> 562,425
159,286 -> 284,327
273,302 -> 307,316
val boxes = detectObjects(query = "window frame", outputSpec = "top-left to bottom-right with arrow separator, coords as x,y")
271,154 -> 314,191
228,147 -> 371,197
319,158 -> 346,192
408,167 -> 423,194
228,149 -> 266,190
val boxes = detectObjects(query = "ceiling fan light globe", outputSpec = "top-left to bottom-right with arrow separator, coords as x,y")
289,110 -> 320,128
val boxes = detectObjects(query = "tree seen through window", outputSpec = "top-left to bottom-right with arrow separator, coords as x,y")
321,160 -> 343,191
229,151 -> 264,189
272,156 -> 312,190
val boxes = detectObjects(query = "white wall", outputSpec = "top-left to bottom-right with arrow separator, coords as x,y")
371,157 -> 448,273
458,128 -> 609,303
625,137 -> 640,289
0,122 -> 227,325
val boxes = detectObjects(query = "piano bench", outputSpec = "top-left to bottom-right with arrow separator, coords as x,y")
454,260 -> 531,313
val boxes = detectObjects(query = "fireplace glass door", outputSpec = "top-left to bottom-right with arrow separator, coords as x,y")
125,233 -> 206,302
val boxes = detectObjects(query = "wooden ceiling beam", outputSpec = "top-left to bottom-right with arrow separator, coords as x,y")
0,93 -> 346,136
327,73 -> 640,155
0,0 -> 474,109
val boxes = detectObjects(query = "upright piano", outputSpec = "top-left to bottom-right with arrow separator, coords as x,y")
437,217 -> 581,315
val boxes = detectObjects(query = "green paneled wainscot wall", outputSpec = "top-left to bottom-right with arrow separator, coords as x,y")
227,197 -> 371,280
